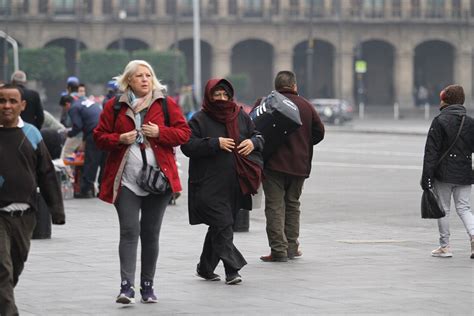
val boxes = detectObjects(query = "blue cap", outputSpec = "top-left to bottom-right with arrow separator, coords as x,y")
67,76 -> 79,84
107,80 -> 118,90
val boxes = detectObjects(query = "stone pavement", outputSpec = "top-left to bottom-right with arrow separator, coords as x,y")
14,115 -> 474,315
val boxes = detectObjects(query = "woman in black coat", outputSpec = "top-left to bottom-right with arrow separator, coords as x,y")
181,78 -> 264,284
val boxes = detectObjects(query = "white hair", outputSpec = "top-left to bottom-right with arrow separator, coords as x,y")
115,60 -> 167,93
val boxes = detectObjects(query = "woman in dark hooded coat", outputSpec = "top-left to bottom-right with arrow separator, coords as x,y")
181,78 -> 264,284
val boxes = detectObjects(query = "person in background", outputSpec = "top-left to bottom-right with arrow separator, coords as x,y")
94,60 -> 190,304
259,70 -> 325,262
11,70 -> 44,129
78,83 -> 87,98
67,90 -> 104,198
181,78 -> 264,285
421,84 -> 474,259
0,84 -> 65,315
103,80 -> 119,106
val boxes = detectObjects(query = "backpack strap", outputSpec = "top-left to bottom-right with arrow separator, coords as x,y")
162,96 -> 170,127
112,94 -> 122,130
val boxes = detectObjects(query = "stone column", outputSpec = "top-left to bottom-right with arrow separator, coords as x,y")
455,45 -> 473,104
219,0 -> 229,17
340,0 -> 351,18
273,49 -> 292,78
400,0 -> 410,18
213,48 -> 231,78
92,0 -> 102,17
156,0 -> 166,17
338,47 -> 354,104
29,0 -> 39,15
394,47 -> 414,108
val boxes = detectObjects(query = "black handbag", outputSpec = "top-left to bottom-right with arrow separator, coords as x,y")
421,189 -> 445,219
136,148 -> 170,194
135,96 -> 171,195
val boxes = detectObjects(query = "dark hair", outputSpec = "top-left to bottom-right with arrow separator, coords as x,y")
67,81 -> 79,92
79,83 -> 86,89
274,70 -> 297,91
59,95 -> 74,106
0,83 -> 25,100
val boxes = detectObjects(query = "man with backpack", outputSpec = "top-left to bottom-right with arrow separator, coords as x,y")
259,71 -> 325,262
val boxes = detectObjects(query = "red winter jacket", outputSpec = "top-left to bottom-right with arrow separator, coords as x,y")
93,92 -> 191,203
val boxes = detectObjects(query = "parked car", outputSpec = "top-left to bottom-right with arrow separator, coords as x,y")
310,98 -> 354,125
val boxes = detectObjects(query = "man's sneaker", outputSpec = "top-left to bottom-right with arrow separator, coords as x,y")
225,273 -> 242,285
140,280 -> 158,303
196,264 -> 221,281
431,246 -> 453,258
116,280 -> 135,304
470,239 -> 474,259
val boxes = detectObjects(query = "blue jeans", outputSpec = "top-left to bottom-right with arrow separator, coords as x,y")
434,181 -> 474,247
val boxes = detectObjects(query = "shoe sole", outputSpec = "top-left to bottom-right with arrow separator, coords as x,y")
260,257 -> 288,262
431,253 -> 453,258
116,295 -> 136,304
141,298 -> 158,304
225,277 -> 242,285
196,272 -> 221,281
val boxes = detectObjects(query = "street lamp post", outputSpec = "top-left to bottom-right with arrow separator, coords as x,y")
306,1 -> 315,97
193,0 -> 202,102
2,2 -> 11,81
74,1 -> 83,77
173,3 -> 180,94
118,9 -> 127,51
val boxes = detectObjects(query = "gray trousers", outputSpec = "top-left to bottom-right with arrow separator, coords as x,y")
434,181 -> 474,247
262,169 -> 305,258
114,186 -> 172,285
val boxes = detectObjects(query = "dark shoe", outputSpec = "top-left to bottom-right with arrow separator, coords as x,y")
140,280 -> 158,303
260,254 -> 288,262
74,191 -> 94,199
196,264 -> 221,281
225,273 -> 242,285
288,250 -> 303,259
116,280 -> 135,304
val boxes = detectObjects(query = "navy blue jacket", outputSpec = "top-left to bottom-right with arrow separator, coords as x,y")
67,97 -> 102,138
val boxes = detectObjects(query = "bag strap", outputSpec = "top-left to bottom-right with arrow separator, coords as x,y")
436,115 -> 465,167
112,94 -> 122,130
138,96 -> 170,169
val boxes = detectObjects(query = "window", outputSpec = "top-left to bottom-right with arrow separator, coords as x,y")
228,0 -> 237,15
426,0 -> 444,18
102,0 -> 112,15
411,0 -> 421,17
391,0 -> 401,17
363,0 -> 385,18
270,0 -> 280,15
306,0 -> 325,17
120,0 -> 139,17
331,0 -> 341,16
0,0 -> 11,15
83,0 -> 92,15
166,0 -> 176,15
54,0 -> 75,15
180,0 -> 193,17
243,0 -> 263,17
289,0 -> 299,16
207,0 -> 218,16
351,0 -> 363,16
145,0 -> 156,15
451,0 -> 461,18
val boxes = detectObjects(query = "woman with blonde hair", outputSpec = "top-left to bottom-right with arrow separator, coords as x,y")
94,60 -> 190,304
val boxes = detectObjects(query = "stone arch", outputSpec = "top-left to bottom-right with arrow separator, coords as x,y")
170,39 -> 213,89
231,39 -> 274,103
414,40 -> 455,105
356,39 -> 395,105
44,38 -> 87,77
107,38 -> 150,53
293,39 -> 335,99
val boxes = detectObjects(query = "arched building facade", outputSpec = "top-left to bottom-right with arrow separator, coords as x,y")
1,0 -> 473,106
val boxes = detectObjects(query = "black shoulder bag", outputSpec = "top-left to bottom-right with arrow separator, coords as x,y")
135,97 -> 171,195
421,115 -> 465,219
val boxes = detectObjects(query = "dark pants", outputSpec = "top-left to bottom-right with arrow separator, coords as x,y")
80,133 -> 104,194
114,186 -> 172,285
0,211 -> 36,316
262,169 -> 305,258
199,225 -> 247,277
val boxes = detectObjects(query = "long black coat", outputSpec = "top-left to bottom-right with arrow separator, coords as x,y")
422,104 -> 474,186
181,109 -> 264,227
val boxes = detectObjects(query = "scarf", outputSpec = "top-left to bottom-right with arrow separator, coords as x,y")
202,79 -> 262,195
127,90 -> 153,145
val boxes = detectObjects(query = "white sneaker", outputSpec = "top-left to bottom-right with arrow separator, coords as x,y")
431,246 -> 453,258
